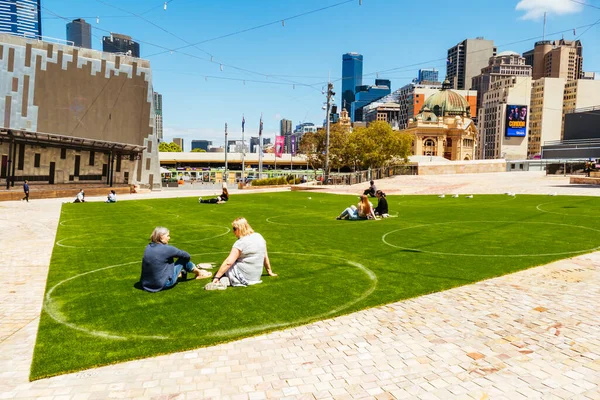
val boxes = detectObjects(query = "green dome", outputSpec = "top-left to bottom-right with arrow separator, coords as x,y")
422,80 -> 471,117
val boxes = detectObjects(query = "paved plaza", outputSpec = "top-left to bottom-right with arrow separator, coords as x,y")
1,171 -> 599,399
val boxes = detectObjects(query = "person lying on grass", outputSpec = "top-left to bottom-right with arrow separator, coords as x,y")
336,194 -> 376,220
140,226 -> 211,292
199,187 -> 229,204
206,217 -> 277,290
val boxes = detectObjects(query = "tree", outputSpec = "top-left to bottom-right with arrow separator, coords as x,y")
298,124 -> 350,175
191,148 -> 206,152
350,121 -> 413,169
159,141 -> 183,152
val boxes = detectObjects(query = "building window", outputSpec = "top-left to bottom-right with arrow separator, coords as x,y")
34,153 -> 41,168
61,148 -> 67,159
89,151 -> 95,166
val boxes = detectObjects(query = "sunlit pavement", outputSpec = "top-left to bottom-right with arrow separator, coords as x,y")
1,171 -> 599,399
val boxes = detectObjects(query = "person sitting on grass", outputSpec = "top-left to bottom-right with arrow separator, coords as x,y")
363,180 -> 377,197
199,187 -> 229,204
336,195 -> 376,220
73,189 -> 85,203
206,217 -> 277,290
140,227 -> 211,292
105,190 -> 117,203
374,190 -> 389,218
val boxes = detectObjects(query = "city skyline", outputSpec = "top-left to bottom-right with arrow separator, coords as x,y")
33,0 -> 600,147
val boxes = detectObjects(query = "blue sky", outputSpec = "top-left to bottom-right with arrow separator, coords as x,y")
40,0 -> 600,150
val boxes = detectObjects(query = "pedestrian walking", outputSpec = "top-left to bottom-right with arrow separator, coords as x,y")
22,180 -> 29,202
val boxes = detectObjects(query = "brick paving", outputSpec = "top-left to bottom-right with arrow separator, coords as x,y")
1,171 -> 599,399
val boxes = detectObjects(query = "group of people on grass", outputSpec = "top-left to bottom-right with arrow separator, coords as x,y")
72,189 -> 117,203
336,180 -> 389,220
140,217 -> 276,293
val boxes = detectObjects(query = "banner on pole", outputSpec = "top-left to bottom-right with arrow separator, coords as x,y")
275,136 -> 285,158
290,135 -> 297,156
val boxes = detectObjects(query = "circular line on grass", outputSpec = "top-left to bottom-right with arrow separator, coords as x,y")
60,203 -> 155,216
206,252 -> 377,338
56,225 -> 231,249
266,214 -> 365,227
381,221 -> 600,257
397,195 -> 516,207
44,261 -> 169,341
536,201 -> 600,218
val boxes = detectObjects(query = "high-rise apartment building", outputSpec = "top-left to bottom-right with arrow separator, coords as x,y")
341,52 -> 363,113
102,33 -> 140,57
0,0 -> 42,39
417,68 -> 439,84
279,119 -> 292,136
523,40 -> 583,81
173,138 -> 184,151
447,37 -> 496,90
153,91 -> 163,141
66,18 -> 91,49
478,76 -> 532,160
472,51 -> 532,112
528,78 -> 565,158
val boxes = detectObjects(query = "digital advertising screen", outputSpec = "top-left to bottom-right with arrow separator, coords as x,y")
505,105 -> 528,137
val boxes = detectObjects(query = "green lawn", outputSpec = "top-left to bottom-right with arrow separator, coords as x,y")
31,191 -> 600,379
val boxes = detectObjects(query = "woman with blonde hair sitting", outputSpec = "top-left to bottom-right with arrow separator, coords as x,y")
206,217 -> 277,290
336,194 -> 376,220
140,227 -> 211,292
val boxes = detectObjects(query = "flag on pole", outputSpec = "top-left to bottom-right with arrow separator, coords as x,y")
242,116 -> 245,133
290,135 -> 297,156
275,136 -> 285,158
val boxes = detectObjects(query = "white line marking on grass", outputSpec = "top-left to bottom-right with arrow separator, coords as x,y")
397,196 -> 516,207
382,221 -> 600,257
44,261 -> 168,341
60,203 -> 155,216
536,201 -> 600,218
57,226 -> 231,249
207,252 -> 377,338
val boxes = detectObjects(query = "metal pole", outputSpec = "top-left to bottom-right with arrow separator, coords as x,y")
324,82 -> 332,185
241,122 -> 245,184
224,123 -> 228,185
258,115 -> 263,179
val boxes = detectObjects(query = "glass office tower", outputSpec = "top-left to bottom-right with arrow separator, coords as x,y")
0,0 -> 42,39
341,52 -> 363,114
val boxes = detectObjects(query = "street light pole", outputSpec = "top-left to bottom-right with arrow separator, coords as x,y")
224,123 -> 228,185
324,81 -> 334,185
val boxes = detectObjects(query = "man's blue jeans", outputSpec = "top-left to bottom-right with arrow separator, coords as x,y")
164,260 -> 195,289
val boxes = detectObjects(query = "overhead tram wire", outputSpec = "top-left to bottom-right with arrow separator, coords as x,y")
143,0 -> 358,58
567,0 -> 600,11
42,2 -> 361,92
94,0 -> 316,91
41,5 -> 304,89
42,0 -> 179,20
306,20 -> 600,90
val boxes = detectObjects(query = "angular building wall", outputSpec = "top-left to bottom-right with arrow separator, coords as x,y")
0,34 -> 160,189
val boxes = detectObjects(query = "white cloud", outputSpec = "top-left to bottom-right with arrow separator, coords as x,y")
515,0 -> 584,20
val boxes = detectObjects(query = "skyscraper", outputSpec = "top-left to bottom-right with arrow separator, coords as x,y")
0,0 -> 42,39
341,52 -> 363,113
417,68 -> 439,83
102,33 -> 140,57
446,37 -> 496,90
153,91 -> 163,141
523,39 -> 583,81
66,18 -> 91,49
